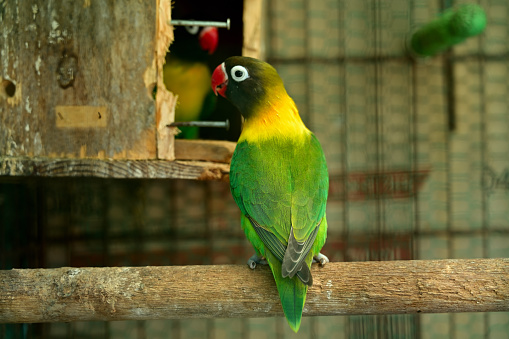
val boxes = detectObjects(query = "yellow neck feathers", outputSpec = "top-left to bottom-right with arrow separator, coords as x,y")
238,95 -> 309,143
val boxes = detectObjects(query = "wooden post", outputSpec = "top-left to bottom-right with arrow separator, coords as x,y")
1,259 -> 508,323
243,0 -> 264,59
0,0 -> 172,160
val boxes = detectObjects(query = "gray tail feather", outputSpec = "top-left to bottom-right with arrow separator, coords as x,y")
296,263 -> 313,286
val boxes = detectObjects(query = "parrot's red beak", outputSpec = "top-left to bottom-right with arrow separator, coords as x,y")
199,26 -> 218,54
211,63 -> 228,98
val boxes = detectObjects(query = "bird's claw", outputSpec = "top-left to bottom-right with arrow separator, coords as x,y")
247,254 -> 267,269
313,253 -> 329,266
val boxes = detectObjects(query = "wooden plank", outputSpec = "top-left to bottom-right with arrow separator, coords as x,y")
0,157 -> 229,181
0,1 -> 159,159
243,0 -> 264,59
156,0 -> 176,160
1,259 -> 508,323
175,140 -> 236,163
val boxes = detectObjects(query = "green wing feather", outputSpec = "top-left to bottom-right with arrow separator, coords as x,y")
230,133 -> 328,247
230,132 -> 328,333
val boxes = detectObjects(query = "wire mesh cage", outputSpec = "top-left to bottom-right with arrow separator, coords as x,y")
2,0 -> 509,338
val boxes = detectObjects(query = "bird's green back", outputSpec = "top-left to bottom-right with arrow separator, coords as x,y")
230,132 -> 328,246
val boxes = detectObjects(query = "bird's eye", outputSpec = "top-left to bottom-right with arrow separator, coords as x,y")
230,65 -> 249,82
185,25 -> 200,35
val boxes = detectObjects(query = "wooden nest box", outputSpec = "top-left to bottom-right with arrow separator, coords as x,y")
0,0 -> 262,180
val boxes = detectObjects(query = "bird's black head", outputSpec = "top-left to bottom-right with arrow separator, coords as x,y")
211,56 -> 285,119
167,25 -> 219,63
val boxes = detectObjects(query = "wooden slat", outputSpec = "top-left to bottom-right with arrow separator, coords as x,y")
175,140 -> 236,163
0,157 -> 229,181
243,0 -> 264,59
156,0 -> 176,160
1,259 -> 508,323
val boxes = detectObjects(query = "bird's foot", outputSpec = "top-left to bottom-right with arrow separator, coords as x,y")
313,253 -> 329,266
247,254 -> 267,269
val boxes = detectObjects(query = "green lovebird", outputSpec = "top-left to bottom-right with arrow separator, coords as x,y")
211,56 -> 329,333
163,25 -> 218,139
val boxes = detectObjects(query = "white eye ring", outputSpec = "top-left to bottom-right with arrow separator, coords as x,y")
230,65 -> 250,82
185,25 -> 199,35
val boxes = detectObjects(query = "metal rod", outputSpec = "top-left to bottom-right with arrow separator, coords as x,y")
169,19 -> 231,30
168,120 -> 230,130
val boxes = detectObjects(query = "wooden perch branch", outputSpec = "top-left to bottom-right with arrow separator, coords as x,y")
1,259 -> 508,323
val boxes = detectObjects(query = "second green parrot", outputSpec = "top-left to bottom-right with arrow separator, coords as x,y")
211,56 -> 329,333
164,25 -> 219,139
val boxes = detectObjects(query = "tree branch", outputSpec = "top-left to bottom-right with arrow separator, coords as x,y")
1,259 -> 508,323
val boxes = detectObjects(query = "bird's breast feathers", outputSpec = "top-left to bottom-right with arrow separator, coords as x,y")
238,95 -> 309,144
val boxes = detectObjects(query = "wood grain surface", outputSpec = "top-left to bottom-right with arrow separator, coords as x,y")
1,259 -> 508,323
0,157 -> 230,181
0,1 -> 167,159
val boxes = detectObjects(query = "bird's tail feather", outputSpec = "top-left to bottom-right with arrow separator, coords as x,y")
265,250 -> 312,333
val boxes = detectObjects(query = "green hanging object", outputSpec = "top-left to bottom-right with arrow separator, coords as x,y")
409,4 -> 487,57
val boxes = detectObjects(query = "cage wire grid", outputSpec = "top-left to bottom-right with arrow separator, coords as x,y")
262,0 -> 509,338
2,0 -> 509,338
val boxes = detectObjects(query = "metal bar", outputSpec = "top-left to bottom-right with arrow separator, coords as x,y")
168,120 -> 230,130
169,19 -> 231,30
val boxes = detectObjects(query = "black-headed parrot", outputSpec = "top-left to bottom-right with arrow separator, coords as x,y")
164,24 -> 219,139
211,56 -> 329,333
